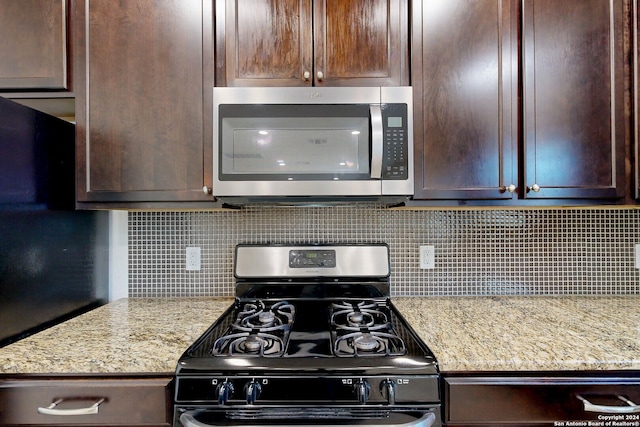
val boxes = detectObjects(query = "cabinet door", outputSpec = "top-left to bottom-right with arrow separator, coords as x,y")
217,0 -> 408,87
0,0 -> 69,90
412,0 -> 518,200
0,376 -> 172,426
313,0 -> 409,87
522,0 -> 625,200
216,0 -> 313,87
445,375 -> 640,426
76,0 -> 213,206
635,0 -> 640,200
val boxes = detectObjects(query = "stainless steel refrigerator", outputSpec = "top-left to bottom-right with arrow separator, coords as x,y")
0,97 -> 109,346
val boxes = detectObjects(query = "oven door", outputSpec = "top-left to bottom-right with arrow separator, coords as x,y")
174,407 -> 440,427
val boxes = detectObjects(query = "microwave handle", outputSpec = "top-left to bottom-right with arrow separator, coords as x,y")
370,105 -> 383,179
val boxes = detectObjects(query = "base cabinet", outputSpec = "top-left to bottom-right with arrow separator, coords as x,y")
0,375 -> 172,426
444,374 -> 640,426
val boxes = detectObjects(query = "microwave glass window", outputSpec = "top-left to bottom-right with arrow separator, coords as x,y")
221,117 -> 370,176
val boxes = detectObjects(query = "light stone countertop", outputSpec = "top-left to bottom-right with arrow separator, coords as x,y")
0,298 -> 233,374
0,296 -> 639,374
393,296 -> 640,372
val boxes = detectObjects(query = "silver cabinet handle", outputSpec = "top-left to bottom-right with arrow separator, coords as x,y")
316,70 -> 324,80
370,105 -> 383,179
181,411 -> 436,427
577,395 -> 640,414
303,71 -> 311,81
528,183 -> 541,192
202,185 -> 212,195
37,398 -> 105,416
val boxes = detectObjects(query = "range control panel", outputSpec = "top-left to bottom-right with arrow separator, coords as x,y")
175,375 -> 440,405
289,249 -> 336,268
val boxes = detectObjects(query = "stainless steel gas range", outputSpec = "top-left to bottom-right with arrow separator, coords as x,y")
174,244 -> 441,427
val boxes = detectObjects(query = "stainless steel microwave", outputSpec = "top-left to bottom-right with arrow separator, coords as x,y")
212,86 -> 413,205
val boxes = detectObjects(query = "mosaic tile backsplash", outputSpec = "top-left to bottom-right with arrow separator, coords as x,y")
128,206 -> 640,297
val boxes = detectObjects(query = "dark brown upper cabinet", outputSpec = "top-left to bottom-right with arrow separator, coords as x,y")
216,0 -> 409,87
635,0 -> 640,200
522,0 -> 626,200
412,0 -> 626,204
412,0 -> 518,201
75,0 -> 214,207
0,0 -> 70,91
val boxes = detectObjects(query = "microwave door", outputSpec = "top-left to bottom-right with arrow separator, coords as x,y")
216,104 -> 381,197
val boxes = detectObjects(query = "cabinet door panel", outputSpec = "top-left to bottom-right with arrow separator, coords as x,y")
0,376 -> 172,426
314,0 -> 408,86
0,0 -> 68,90
631,0 -> 640,201
217,0 -> 313,86
522,0 -> 625,199
217,0 -> 407,87
76,0 -> 210,204
445,376 -> 640,425
412,0 -> 517,200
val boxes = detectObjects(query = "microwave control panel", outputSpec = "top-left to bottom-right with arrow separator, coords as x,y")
381,104 -> 408,180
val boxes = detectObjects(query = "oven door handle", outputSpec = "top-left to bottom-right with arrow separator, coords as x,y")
180,411 -> 436,427
370,104 -> 383,179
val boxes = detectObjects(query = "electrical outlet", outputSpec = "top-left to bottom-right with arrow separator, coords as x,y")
186,246 -> 201,271
635,244 -> 640,269
419,245 -> 435,269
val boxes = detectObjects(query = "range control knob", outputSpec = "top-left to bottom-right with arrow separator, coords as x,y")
354,379 -> 371,404
380,379 -> 397,405
245,380 -> 262,405
216,379 -> 234,405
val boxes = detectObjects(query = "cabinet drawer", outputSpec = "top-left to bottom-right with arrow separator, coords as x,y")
445,375 -> 640,426
0,376 -> 172,426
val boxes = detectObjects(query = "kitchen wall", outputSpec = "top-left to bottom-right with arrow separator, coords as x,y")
127,206 -> 640,297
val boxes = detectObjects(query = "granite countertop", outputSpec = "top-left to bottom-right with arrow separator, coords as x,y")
0,296 -> 639,374
394,296 -> 640,372
0,298 -> 233,374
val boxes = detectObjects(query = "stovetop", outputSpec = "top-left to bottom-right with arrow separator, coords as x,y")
177,293 -> 437,375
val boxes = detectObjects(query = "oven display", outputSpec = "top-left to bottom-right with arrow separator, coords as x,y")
289,249 -> 336,268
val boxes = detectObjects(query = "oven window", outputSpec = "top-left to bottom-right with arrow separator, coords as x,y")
219,104 -> 371,180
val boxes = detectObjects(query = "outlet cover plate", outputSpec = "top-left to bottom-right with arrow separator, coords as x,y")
419,245 -> 435,269
186,246 -> 201,271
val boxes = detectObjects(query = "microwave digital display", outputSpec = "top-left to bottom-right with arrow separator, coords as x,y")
388,117 -> 403,128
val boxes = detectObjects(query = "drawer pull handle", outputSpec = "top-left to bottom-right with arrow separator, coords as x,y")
577,395 -> 640,414
37,398 -> 106,416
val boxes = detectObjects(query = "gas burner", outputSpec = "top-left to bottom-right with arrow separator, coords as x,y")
330,300 -> 389,329
212,332 -> 285,357
347,311 -> 374,327
236,300 -> 295,330
212,300 -> 295,357
330,300 -> 406,357
333,330 -> 406,357
236,301 -> 295,330
354,333 -> 380,351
